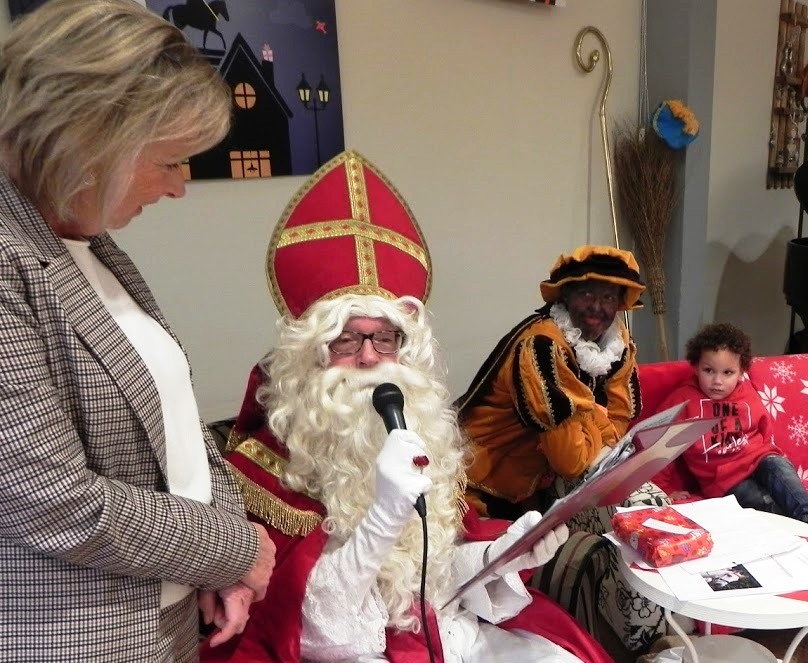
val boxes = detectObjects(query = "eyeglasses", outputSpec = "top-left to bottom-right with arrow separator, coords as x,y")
328,330 -> 405,355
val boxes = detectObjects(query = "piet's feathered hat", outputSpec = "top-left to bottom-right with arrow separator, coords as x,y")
266,150 -> 432,318
539,245 -> 645,311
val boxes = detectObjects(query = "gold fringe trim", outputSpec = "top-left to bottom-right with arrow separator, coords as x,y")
228,463 -> 322,537
229,436 -> 467,533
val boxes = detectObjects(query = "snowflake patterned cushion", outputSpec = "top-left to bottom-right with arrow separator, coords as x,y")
636,354 -> 808,498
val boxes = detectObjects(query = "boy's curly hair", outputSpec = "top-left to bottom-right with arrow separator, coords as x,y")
684,323 -> 753,371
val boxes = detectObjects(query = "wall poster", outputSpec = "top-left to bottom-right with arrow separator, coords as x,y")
8,0 -> 346,180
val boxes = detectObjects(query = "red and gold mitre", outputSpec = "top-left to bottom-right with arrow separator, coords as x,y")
267,150 -> 432,318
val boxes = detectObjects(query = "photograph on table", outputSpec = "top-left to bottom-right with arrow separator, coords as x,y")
699,564 -> 761,592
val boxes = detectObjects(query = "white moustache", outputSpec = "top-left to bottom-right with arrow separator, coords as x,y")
321,361 -> 413,393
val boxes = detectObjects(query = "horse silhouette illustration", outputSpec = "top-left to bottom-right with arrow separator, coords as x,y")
163,0 -> 230,51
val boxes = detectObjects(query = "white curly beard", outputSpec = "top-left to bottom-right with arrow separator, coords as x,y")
272,360 -> 466,632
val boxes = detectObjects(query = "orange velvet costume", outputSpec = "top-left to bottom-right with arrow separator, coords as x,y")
459,305 -> 642,508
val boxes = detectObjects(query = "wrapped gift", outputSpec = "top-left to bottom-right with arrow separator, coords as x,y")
611,506 -> 713,567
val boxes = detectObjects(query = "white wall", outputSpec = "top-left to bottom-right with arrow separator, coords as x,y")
0,0 -> 642,420
708,0 -> 800,354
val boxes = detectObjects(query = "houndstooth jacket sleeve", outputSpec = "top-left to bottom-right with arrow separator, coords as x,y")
0,173 -> 257,591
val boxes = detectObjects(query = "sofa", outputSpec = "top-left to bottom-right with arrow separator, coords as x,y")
574,352 -> 808,653
639,353 -> 808,498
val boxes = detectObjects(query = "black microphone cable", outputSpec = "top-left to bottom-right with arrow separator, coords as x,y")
416,498 -> 436,663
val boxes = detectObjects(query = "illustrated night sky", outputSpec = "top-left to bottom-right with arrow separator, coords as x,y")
145,0 -> 345,176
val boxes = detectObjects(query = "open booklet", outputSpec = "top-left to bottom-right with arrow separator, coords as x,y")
441,402 -> 721,607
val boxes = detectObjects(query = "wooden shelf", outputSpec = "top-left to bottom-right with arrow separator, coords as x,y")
768,1 -> 808,189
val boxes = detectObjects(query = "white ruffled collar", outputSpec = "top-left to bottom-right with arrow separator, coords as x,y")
549,303 -> 626,378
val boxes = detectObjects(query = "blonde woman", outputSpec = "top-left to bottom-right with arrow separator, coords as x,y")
0,1 -> 274,660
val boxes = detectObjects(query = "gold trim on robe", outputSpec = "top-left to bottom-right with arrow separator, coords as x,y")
228,463 -> 323,537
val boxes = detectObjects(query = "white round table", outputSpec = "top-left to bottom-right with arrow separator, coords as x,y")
617,510 -> 808,663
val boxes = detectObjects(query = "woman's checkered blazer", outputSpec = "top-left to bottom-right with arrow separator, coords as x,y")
0,173 -> 258,662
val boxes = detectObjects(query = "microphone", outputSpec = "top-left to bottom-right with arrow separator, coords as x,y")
372,382 -> 407,431
372,383 -> 426,517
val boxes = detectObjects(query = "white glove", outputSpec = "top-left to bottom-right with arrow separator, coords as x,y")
486,511 -> 569,577
308,429 -> 432,601
373,429 -> 432,525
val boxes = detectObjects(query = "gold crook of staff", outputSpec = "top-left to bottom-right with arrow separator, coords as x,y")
575,25 -> 619,251
575,26 -> 629,330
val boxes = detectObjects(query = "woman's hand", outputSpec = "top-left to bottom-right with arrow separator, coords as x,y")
199,583 -> 256,647
199,589 -> 218,626
239,523 -> 276,600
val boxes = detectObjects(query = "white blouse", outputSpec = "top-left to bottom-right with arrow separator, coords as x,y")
62,238 -> 211,606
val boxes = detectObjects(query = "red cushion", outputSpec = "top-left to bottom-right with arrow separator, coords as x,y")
636,361 -> 696,495
638,354 -> 808,498
636,360 -> 692,419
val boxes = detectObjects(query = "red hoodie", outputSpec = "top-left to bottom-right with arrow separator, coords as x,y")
658,375 -> 783,498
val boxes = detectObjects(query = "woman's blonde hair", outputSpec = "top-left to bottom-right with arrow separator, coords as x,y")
0,0 -> 232,223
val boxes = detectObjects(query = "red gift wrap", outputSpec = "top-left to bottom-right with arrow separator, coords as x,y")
611,506 -> 713,567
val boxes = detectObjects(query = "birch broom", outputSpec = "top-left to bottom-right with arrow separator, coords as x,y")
613,100 -> 700,360
613,126 -> 678,360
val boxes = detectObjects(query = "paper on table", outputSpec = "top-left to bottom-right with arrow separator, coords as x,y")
656,542 -> 808,601
440,404 -> 719,608
671,498 -> 804,572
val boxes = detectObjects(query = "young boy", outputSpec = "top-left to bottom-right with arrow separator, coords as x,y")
658,322 -> 808,522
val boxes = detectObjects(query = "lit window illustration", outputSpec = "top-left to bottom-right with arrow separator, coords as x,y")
233,82 -> 257,109
230,150 -> 271,178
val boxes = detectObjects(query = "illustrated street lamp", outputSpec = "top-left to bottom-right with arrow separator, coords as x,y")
296,73 -> 330,167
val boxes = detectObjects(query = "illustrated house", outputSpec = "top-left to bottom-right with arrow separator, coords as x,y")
189,33 -> 294,179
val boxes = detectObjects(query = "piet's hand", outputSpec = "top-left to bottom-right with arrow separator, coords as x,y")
487,511 -> 569,577
589,443 -> 613,468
